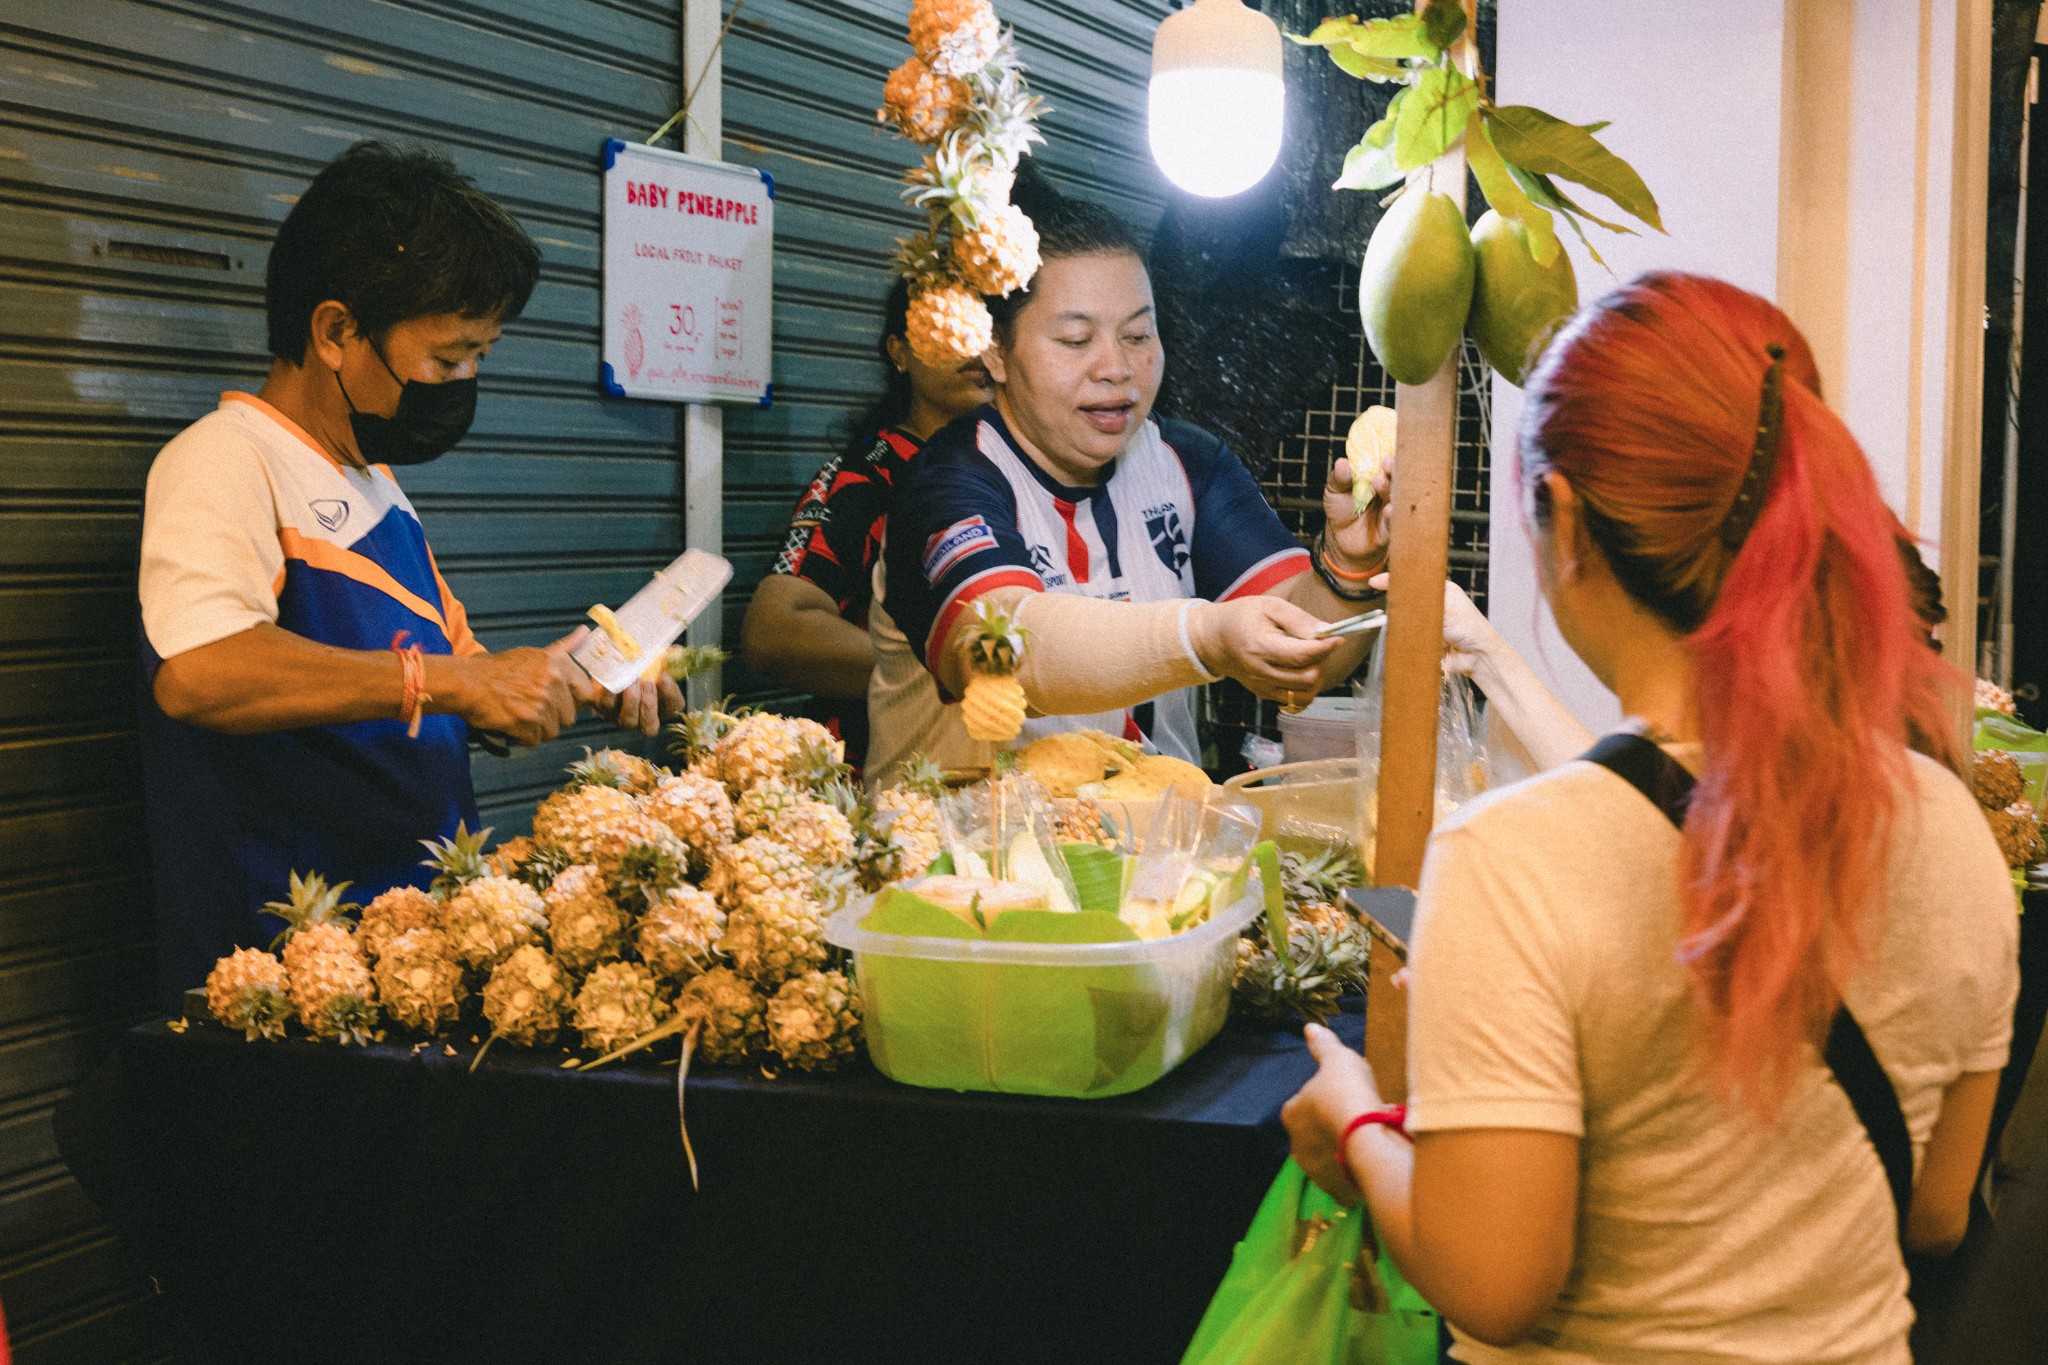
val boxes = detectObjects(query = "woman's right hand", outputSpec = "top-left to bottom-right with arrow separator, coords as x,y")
1189,596 -> 1338,705
1370,572 -> 1500,678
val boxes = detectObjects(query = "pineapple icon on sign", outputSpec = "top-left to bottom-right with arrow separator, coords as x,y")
623,303 -> 645,381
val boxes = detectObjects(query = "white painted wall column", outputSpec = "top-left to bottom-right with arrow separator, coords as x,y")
1488,0 -> 1992,732
683,0 -> 726,707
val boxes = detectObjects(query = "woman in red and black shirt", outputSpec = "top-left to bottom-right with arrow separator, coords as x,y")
741,279 -> 993,768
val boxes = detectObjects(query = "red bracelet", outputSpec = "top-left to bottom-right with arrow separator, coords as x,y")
391,631 -> 430,739
1341,1105 -> 1411,1148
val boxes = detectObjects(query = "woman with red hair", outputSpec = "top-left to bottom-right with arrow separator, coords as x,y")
1282,273 -> 2017,1361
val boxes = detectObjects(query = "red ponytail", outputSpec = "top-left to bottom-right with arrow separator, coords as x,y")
1520,273 -> 1961,1105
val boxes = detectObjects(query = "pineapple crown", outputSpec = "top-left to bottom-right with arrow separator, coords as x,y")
1281,843 -> 1366,912
567,748 -> 637,790
666,704 -> 740,767
608,843 -> 690,909
512,843 -> 576,894
662,644 -> 730,683
789,739 -> 856,799
897,753 -> 950,799
262,869 -> 360,945
420,821 -> 494,897
966,600 -> 1026,675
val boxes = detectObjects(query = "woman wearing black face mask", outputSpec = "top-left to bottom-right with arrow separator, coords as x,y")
135,141 -> 681,1012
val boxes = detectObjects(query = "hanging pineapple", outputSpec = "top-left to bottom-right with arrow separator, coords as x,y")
204,947 -> 291,1042
961,599 -> 1028,743
880,1 -> 1046,367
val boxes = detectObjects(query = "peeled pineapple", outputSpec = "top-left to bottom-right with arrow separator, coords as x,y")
678,966 -> 768,1065
960,600 -> 1028,743
358,885 -> 439,961
637,885 -> 728,985
438,874 -> 547,970
720,888 -> 830,991
882,54 -> 968,141
641,771 -> 736,870
1345,406 -> 1398,515
714,713 -> 809,793
569,746 -> 664,796
906,283 -> 994,368
373,928 -> 467,1035
770,799 -> 856,868
531,783 -> 641,864
205,947 -> 291,1041
767,970 -> 862,1072
705,835 -> 814,909
952,202 -> 1040,296
572,961 -> 672,1055
288,943 -> 379,1045
734,779 -> 800,838
481,945 -> 571,1047
543,865 -> 632,974
909,0 -> 1001,77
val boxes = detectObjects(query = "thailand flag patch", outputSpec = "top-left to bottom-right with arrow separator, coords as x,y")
923,515 -> 997,581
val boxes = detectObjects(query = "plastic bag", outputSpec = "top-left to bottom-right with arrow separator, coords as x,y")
935,775 -> 1083,912
1350,631 -> 1487,876
1180,1160 -> 1439,1365
1121,792 -> 1261,938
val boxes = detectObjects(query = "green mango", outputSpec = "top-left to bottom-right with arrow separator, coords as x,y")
1359,189 -> 1475,387
1468,209 -> 1580,385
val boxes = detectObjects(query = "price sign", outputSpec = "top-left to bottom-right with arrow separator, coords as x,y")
600,139 -> 774,405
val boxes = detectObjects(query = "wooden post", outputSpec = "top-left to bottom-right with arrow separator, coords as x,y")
1371,0 -> 1475,891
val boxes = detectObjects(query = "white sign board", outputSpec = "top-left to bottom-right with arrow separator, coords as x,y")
601,138 -> 774,405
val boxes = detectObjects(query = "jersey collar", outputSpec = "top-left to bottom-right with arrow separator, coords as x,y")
980,404 -> 1120,502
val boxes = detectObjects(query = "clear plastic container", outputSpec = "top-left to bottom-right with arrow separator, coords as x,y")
823,882 -> 1262,1098
1278,696 -> 1364,763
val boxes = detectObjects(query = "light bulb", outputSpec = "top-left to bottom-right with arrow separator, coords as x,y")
1148,0 -> 1285,199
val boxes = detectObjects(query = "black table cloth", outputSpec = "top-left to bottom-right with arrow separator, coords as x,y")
59,1010 -> 1360,1365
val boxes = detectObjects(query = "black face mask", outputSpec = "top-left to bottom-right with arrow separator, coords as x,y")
337,338 -> 477,466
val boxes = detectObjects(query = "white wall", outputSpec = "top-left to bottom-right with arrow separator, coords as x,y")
1488,0 -> 1988,731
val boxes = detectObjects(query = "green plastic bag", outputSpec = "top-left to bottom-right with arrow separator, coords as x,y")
1182,1160 -> 1440,1365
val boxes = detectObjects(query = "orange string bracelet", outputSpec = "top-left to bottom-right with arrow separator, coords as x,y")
390,631 -> 430,739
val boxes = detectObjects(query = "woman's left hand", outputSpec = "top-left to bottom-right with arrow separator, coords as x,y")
1281,1022 -> 1385,1206
1323,455 -> 1392,570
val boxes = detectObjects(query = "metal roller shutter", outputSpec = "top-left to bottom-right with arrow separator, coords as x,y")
0,2 -> 689,1356
0,1 -> 1174,1356
718,0 -> 1175,708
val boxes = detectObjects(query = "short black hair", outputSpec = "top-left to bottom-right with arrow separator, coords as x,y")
266,141 -> 541,363
988,163 -> 1145,337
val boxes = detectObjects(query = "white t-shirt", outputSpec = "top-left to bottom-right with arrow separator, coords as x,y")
1406,745 -> 2019,1365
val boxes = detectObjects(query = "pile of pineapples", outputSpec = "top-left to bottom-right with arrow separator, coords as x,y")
201,707 -> 959,1074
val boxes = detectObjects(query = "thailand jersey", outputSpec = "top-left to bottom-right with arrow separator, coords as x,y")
867,406 -> 1308,779
137,392 -> 484,1010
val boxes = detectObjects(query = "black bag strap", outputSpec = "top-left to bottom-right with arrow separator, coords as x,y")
1580,732 -> 1914,1233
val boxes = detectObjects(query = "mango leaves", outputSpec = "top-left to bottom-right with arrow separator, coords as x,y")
1300,12 -> 1662,266
1484,105 -> 1663,232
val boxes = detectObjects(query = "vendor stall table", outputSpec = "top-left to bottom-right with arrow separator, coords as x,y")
58,1011 -> 1360,1365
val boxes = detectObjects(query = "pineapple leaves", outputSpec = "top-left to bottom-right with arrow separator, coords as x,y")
1483,105 -> 1663,232
1466,111 -> 1560,267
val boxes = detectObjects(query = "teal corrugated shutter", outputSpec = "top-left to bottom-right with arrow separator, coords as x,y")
0,1 -> 688,1352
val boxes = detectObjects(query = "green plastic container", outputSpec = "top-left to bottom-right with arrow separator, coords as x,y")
823,883 -> 1260,1098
